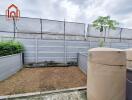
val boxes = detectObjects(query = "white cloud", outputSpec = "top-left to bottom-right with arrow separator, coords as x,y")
0,0 -> 132,28
60,0 -> 80,21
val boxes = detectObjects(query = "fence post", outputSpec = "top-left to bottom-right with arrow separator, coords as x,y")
64,19 -> 67,65
77,53 -> 79,66
87,24 -> 91,48
84,24 -> 86,40
35,38 -> 38,63
120,28 -> 123,42
87,48 -> 126,100
87,24 -> 90,40
40,19 -> 43,39
13,17 -> 16,39
104,27 -> 106,42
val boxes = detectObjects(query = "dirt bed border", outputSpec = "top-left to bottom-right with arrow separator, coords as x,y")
0,86 -> 86,99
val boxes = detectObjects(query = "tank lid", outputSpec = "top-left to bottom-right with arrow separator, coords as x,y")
89,47 -> 126,66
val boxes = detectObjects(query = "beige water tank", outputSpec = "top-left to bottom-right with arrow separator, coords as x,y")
87,47 -> 126,100
126,48 -> 132,69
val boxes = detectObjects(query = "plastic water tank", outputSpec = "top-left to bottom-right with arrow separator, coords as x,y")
87,47 -> 126,100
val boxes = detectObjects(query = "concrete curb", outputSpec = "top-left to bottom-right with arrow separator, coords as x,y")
0,86 -> 87,99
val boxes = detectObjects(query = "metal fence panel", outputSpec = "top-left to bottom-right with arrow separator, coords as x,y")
121,28 -> 132,39
0,15 -> 132,40
88,25 -> 104,37
15,17 -> 41,33
106,27 -> 121,38
0,32 -> 14,37
65,22 -> 85,35
0,16 -> 14,32
42,19 -> 64,34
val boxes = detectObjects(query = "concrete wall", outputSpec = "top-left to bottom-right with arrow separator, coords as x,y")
78,53 -> 88,74
22,39 -> 90,64
2,37 -> 132,64
0,53 -> 22,81
2,38 -> 91,64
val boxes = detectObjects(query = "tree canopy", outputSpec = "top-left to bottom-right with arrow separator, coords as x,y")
92,16 -> 119,32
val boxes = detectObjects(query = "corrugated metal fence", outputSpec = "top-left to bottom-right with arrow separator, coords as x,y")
1,37 -> 132,64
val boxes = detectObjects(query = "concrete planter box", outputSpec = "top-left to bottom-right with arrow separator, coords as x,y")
0,53 -> 23,81
78,53 -> 88,74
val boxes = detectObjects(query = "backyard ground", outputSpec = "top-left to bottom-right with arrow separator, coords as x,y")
0,66 -> 86,96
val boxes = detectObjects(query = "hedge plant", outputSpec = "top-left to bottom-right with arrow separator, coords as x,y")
0,41 -> 24,57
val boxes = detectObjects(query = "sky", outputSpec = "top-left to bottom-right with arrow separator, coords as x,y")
0,0 -> 132,28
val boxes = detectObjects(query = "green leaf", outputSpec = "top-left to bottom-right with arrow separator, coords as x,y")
92,16 -> 119,31
0,41 -> 24,57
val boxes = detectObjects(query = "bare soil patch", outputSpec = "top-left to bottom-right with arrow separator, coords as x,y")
0,67 -> 86,96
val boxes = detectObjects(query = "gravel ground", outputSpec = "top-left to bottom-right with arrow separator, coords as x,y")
0,67 -> 86,96
12,90 -> 87,100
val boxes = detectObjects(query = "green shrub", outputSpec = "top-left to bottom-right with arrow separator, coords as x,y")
0,41 -> 24,57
